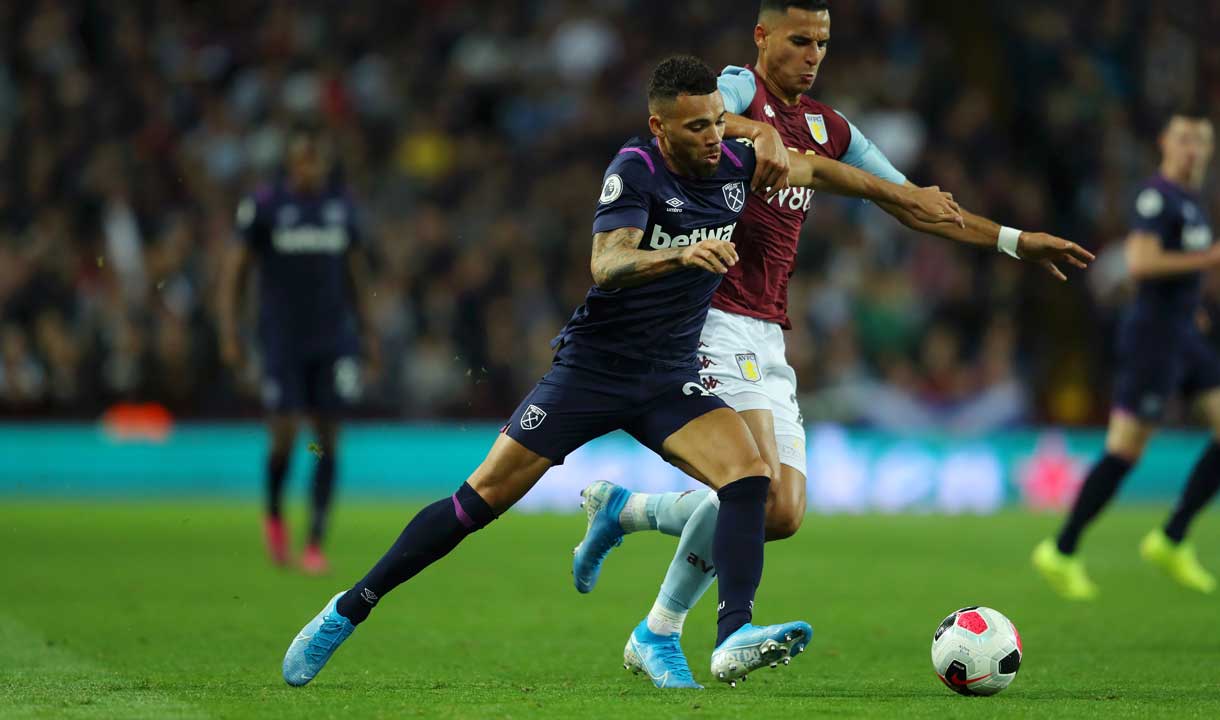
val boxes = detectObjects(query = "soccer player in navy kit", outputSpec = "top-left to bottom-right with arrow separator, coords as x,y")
219,127 -> 379,574
1035,110 -> 1219,599
574,0 -> 1094,690
280,56 -> 964,688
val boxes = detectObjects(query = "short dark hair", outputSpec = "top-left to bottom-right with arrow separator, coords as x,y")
759,0 -> 830,19
647,55 -> 718,106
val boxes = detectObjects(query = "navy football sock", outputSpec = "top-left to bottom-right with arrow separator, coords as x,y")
266,453 -> 290,519
309,454 -> 335,545
1164,442 -> 1220,543
714,475 -> 770,646
1056,453 -> 1132,555
336,483 -> 496,624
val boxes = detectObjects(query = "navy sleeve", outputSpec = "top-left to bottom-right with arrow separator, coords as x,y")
592,150 -> 654,234
1131,185 -> 1170,241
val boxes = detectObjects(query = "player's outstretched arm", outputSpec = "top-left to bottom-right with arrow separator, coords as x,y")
1126,231 -> 1220,278
590,227 -> 739,290
217,243 -> 252,369
873,195 -> 1095,281
786,151 -> 964,227
725,114 -> 789,196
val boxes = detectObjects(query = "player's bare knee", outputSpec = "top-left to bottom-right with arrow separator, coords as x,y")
765,501 -> 803,540
467,462 -> 543,514
466,482 -> 507,513
726,456 -> 773,486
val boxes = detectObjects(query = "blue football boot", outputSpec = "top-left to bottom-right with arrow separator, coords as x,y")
710,620 -> 813,687
282,591 -> 357,686
572,481 -> 631,593
623,620 -> 703,689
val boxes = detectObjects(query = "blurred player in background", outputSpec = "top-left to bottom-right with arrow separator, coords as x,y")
1035,110 -> 1218,599
219,125 -> 379,574
279,55 -> 969,690
572,0 -> 1094,688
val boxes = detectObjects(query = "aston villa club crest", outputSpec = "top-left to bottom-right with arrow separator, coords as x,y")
519,404 -> 547,430
722,181 -> 745,212
735,352 -> 762,383
806,113 -> 828,144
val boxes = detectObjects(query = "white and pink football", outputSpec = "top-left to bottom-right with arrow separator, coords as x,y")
931,606 -> 1023,696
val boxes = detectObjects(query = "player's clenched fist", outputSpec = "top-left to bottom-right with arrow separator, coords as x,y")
750,124 -> 790,197
682,238 -> 739,274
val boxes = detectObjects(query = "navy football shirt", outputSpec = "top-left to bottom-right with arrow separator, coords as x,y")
1128,175 -> 1215,325
556,137 -> 758,368
235,182 -> 362,359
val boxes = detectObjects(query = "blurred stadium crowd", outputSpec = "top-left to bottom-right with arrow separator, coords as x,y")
1,0 -> 1218,428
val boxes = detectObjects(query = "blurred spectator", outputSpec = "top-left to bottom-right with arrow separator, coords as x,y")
0,323 -> 46,406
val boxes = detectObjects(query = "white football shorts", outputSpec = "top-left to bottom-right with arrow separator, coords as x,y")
697,308 -> 807,476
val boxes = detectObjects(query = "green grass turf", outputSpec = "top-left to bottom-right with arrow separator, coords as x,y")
1,502 -> 1218,719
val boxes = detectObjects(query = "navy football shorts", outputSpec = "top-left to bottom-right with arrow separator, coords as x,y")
503,344 -> 728,464
261,351 -> 362,414
1114,323 -> 1220,421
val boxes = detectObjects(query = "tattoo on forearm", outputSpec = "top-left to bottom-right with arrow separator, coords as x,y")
592,228 -> 650,287
600,259 -> 641,287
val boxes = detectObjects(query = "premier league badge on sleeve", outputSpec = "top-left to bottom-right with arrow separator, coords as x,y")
599,174 -> 624,204
722,182 -> 745,212
806,113 -> 828,144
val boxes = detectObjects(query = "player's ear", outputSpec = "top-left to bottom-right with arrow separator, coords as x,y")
648,114 -> 665,141
754,23 -> 767,51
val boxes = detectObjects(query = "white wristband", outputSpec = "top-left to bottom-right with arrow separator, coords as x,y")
998,226 -> 1022,259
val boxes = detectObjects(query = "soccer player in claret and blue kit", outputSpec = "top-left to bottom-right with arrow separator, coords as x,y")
1035,109 -> 1219,599
280,55 -> 967,688
220,126 -> 380,575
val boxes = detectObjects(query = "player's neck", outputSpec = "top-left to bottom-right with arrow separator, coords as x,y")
754,61 -> 801,106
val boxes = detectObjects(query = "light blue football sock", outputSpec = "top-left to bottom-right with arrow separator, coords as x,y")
652,488 -> 713,537
646,493 -> 719,636
620,488 -> 712,536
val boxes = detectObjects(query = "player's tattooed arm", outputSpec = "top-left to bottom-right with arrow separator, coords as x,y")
590,227 -> 739,289
874,185 -> 1095,281
787,152 -> 964,227
725,114 -> 789,196
217,243 -> 252,369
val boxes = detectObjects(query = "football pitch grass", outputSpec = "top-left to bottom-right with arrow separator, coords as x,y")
1,502 -> 1218,719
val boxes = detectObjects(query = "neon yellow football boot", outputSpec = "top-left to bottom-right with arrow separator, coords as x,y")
1032,538 -> 1098,600
1139,529 -> 1216,594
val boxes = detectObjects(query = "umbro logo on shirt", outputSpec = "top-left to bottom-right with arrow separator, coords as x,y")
665,197 -> 684,213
